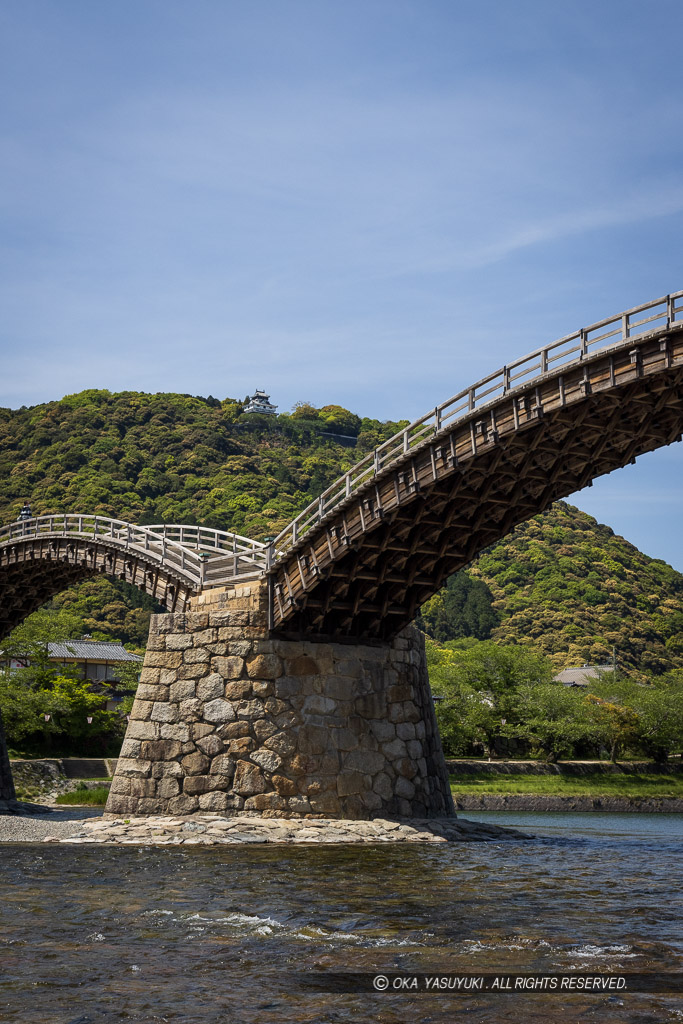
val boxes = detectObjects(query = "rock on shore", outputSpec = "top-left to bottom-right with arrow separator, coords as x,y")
0,809 -> 530,844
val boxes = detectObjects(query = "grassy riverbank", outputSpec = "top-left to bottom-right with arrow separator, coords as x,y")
449,772 -> 683,798
55,785 -> 110,806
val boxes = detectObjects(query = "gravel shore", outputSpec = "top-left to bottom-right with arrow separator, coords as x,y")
0,807 -> 104,843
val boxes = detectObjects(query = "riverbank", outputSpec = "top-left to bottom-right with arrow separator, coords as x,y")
0,808 -> 528,844
448,759 -> 683,809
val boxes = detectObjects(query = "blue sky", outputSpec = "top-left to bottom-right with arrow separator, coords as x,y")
1,1 -> 683,566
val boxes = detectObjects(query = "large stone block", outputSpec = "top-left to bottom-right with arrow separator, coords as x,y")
136,683 -> 168,702
272,774 -> 297,796
233,760 -> 266,796
169,680 -> 196,702
196,674 -> 224,701
128,778 -> 157,798
151,702 -> 178,723
184,775 -> 223,795
263,730 -> 297,758
179,698 -> 204,722
302,695 -> 336,715
343,749 -> 385,774
210,754 -> 237,778
203,698 -> 236,724
145,651 -> 182,669
157,778 -> 180,799
195,733 -> 224,757
244,793 -> 287,811
250,748 -> 282,773
198,791 -> 244,811
116,758 -> 152,778
109,777 -> 131,795
168,793 -> 199,814
355,692 -> 389,718
181,752 -> 210,775
246,653 -> 283,679
218,721 -> 251,740
166,634 -> 193,651
224,680 -> 252,699
126,720 -> 160,741
224,736 -> 254,757
234,698 -> 265,720
213,656 -> 245,678
141,739 -> 182,761
297,725 -> 329,755
119,738 -> 141,759
285,655 -> 320,676
178,662 -> 210,680
337,771 -> 365,797
159,723 -> 190,742
184,647 -> 210,663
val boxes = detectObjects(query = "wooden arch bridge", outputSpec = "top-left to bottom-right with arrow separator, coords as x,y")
2,290 -> 683,642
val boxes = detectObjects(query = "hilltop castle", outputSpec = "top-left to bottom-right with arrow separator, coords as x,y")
243,390 -> 278,415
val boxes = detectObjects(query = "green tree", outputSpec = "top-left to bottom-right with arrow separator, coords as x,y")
428,637 -> 554,757
584,687 -> 640,763
628,678 -> 683,762
419,570 -> 499,641
515,682 -> 595,762
318,405 -> 362,436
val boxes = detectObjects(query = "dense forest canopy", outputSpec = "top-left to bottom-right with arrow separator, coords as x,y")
2,389 -> 683,676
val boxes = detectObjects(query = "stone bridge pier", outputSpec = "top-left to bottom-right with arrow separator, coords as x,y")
106,583 -> 455,819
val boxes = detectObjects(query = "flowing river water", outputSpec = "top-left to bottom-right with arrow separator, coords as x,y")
1,811 -> 681,1023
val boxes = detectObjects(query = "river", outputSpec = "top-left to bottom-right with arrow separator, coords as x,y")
1,811 -> 681,1023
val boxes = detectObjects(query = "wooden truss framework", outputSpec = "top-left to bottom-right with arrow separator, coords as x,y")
269,324 -> 683,639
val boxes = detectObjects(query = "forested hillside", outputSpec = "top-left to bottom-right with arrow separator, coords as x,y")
2,391 -> 682,675
0,390 -> 404,537
422,503 -> 683,677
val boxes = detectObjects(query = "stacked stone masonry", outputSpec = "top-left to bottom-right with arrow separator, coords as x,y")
106,582 -> 455,819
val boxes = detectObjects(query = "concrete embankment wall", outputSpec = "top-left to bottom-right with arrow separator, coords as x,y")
446,759 -> 683,776
453,795 -> 683,812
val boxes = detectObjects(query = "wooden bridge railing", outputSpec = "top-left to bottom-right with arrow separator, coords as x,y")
271,290 -> 683,555
0,515 -> 270,586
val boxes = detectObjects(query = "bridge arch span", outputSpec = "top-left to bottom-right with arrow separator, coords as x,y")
0,518 -> 268,640
268,293 -> 683,639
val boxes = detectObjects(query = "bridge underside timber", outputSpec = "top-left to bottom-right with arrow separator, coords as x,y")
0,539 -> 195,640
269,325 -> 683,639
